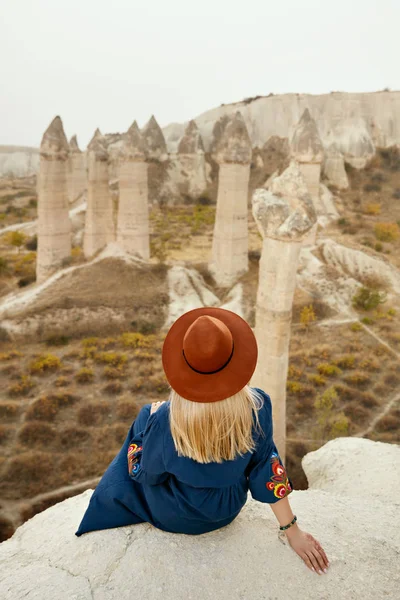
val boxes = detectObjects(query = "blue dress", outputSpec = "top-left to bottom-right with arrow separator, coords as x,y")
75,388 -> 294,537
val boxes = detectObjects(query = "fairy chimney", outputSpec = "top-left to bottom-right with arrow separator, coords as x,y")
36,116 -> 71,282
291,109 -> 324,214
177,120 -> 208,200
116,123 -> 150,259
141,115 -> 168,161
84,130 -> 114,258
252,161 -> 317,462
209,112 -> 252,287
68,135 -> 87,204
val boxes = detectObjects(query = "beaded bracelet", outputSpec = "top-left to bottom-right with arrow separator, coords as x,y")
279,515 -> 297,531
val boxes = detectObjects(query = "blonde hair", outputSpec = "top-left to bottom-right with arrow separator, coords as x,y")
169,385 -> 263,464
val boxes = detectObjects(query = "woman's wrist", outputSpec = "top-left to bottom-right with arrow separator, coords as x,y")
284,522 -> 300,538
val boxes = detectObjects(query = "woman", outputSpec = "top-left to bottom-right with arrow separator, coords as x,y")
76,307 -> 329,575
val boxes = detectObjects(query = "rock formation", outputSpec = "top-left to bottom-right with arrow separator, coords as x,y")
165,266 -> 220,327
162,91 -> 400,155
322,143 -> 349,189
174,120 -> 209,200
36,116 -> 71,283
291,109 -> 324,221
1,437 -> 399,600
68,135 -> 87,204
209,112 -> 252,287
83,130 -> 114,258
252,162 -> 317,461
141,115 -> 168,161
328,117 -> 375,169
116,124 -> 150,259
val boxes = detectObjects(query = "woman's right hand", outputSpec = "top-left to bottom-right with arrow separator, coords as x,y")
285,526 -> 330,574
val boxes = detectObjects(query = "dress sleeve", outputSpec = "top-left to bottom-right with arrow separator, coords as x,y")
127,410 -> 169,486
247,390 -> 294,504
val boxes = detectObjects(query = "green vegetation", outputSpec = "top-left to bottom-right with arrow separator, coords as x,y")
352,287 -> 387,311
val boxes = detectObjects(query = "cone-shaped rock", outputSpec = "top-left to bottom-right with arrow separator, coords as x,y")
178,120 -> 205,154
251,163 -> 317,461
214,112 -> 252,165
68,135 -> 86,204
40,116 -> 70,158
290,109 -> 323,229
291,109 -> 324,164
209,112 -> 252,287
36,116 -> 71,282
141,115 -> 167,160
116,129 -> 150,259
84,130 -> 114,257
69,135 -> 81,153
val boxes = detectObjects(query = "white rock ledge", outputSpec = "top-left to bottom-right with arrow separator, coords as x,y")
1,438 -> 399,600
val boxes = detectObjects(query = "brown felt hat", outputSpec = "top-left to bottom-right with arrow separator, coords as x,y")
162,307 -> 258,403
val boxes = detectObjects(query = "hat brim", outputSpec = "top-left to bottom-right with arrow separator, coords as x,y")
162,307 -> 258,402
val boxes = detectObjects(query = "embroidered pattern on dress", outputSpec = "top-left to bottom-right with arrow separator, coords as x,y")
265,452 -> 292,498
128,443 -> 143,476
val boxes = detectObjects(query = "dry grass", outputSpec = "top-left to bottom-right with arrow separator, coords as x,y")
77,402 -> 111,427
25,392 -> 80,421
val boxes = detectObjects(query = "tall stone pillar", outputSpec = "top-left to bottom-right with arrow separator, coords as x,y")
68,135 -> 87,204
141,115 -> 169,205
209,112 -> 252,287
116,124 -> 150,259
291,109 -> 323,245
83,130 -> 114,258
177,120 -> 208,200
36,116 -> 71,283
251,162 -> 317,463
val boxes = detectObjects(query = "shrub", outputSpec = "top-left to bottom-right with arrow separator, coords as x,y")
375,414 -> 399,432
18,421 -> 56,447
103,381 -> 123,395
0,257 -> 10,276
75,367 -> 95,383
330,413 -> 350,437
384,373 -> 400,387
0,424 -> 12,445
317,363 -> 342,377
45,335 -> 70,347
78,402 -> 110,427
307,374 -> 326,387
288,365 -> 303,380
0,350 -> 23,361
313,387 -> 339,439
0,402 -> 20,421
334,355 -> 356,369
287,381 -> 305,395
103,365 -> 127,380
358,357 -> 380,371
120,333 -> 155,349
59,426 -> 91,449
352,287 -> 387,311
95,352 -> 128,367
363,183 -> 381,193
25,235 -> 38,251
4,230 -> 28,252
350,322 -> 362,332
8,374 -> 35,397
300,304 -> 316,329
29,353 -> 62,374
337,218 -> 348,227
364,203 -> 381,215
374,223 -> 400,242
392,188 -> 400,200
116,399 -> 141,420
343,371 -> 371,387
55,376 -> 69,387
26,392 -> 79,421
133,350 -> 154,362
361,316 -> 374,325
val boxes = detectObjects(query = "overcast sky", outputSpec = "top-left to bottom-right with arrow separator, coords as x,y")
1,0 -> 399,148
